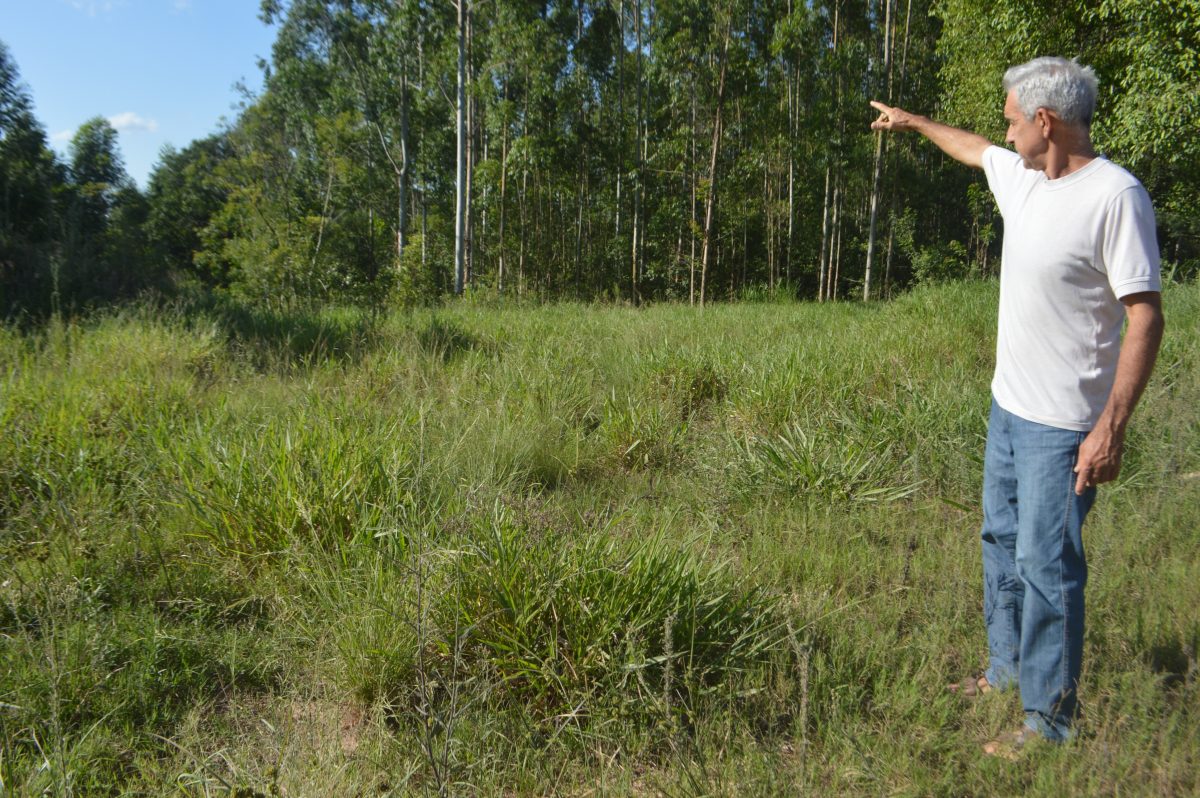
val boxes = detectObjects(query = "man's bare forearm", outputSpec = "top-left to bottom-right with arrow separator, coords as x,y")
907,117 -> 992,169
870,100 -> 992,168
1073,292 -> 1164,493
1094,294 -> 1165,436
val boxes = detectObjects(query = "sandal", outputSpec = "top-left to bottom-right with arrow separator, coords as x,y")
982,725 -> 1040,759
947,673 -> 993,697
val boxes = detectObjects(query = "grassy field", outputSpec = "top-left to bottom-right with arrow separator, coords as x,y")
2,280 -> 1197,796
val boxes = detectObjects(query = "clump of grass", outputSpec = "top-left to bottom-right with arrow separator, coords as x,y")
600,390 -> 690,470
322,502 -> 788,743
174,404 -> 417,557
449,507 -> 786,727
654,356 -> 729,417
735,420 -> 920,503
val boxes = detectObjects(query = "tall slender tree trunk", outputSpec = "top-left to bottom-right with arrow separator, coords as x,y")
831,178 -> 842,300
741,213 -> 749,292
786,64 -> 796,286
454,0 -> 467,294
638,0 -> 651,290
630,0 -> 644,304
397,62 -> 410,270
689,77 -> 697,305
883,0 -> 913,302
518,72 -> 530,296
465,7 -> 476,289
765,163 -> 775,289
575,158 -> 585,292
575,10 -> 587,296
884,223 -> 895,298
818,166 -> 831,301
498,84 -> 508,294
699,21 -> 731,309
826,178 -> 841,301
864,0 -> 894,301
615,0 -> 624,296
519,167 -> 527,295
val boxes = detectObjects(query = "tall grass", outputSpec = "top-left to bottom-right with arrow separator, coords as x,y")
1,280 -> 1197,795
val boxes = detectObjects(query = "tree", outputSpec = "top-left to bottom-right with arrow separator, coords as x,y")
1092,0 -> 1200,268
0,41 -> 64,318
935,0 -> 1198,273
145,134 -> 234,283
61,117 -> 140,305
171,0 -> 1200,309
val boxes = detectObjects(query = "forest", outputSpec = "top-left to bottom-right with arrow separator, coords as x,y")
2,0 -> 1198,318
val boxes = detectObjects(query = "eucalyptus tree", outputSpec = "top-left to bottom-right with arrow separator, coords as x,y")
322,0 -> 429,272
1092,0 -> 1200,267
863,0 -> 897,300
0,41 -> 63,317
770,1 -> 824,290
164,0 -> 1197,309
145,134 -> 234,284
935,0 -> 1198,273
648,0 -> 745,305
453,0 -> 469,293
217,0 -> 435,302
67,119 -> 125,247
62,117 -> 144,305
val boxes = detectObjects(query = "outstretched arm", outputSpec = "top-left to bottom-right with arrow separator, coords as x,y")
1073,291 -> 1165,495
870,100 -> 992,169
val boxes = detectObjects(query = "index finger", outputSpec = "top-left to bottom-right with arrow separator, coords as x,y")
869,100 -> 891,114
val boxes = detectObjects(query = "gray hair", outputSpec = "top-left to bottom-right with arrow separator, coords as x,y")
1003,57 -> 1099,127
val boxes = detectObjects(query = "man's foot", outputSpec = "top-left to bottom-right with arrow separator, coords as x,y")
947,673 -> 993,698
982,725 -> 1040,760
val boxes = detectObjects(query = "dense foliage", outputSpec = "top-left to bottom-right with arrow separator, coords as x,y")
1,2 -> 1198,315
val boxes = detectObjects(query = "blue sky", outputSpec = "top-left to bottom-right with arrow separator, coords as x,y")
3,0 -> 279,188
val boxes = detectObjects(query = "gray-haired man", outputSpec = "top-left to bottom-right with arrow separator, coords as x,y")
870,57 -> 1165,754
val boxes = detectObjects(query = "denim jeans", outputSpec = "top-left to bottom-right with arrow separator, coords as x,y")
980,399 -> 1096,741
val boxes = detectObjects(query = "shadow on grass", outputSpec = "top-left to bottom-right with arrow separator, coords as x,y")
417,316 -> 488,363
1141,625 -> 1198,691
205,297 -> 382,369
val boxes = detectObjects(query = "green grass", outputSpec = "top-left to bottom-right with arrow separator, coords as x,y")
1,280 -> 1197,795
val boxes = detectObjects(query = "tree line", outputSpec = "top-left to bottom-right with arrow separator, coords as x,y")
2,0 -> 1197,318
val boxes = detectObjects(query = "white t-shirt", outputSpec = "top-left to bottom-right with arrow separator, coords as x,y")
982,145 -> 1161,431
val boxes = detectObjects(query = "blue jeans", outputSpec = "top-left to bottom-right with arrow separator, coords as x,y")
980,399 -> 1096,741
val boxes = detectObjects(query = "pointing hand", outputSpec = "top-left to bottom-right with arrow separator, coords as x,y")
870,100 -> 918,132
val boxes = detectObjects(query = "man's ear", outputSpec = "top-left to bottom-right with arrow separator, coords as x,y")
1034,108 -> 1054,139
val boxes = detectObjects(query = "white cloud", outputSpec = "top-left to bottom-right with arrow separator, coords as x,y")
173,0 -> 192,10
46,113 -> 157,149
66,0 -> 125,16
107,112 -> 158,133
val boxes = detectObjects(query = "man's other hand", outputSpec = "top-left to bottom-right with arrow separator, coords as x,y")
1073,291 -> 1164,495
1074,426 -> 1123,495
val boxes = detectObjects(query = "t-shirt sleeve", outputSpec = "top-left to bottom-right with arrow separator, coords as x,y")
1102,185 -> 1161,298
981,145 -> 1026,218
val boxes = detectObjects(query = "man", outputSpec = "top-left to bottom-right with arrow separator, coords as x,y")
870,57 -> 1165,754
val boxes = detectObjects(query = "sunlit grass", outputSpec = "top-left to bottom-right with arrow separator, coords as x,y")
1,280 -> 1197,795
